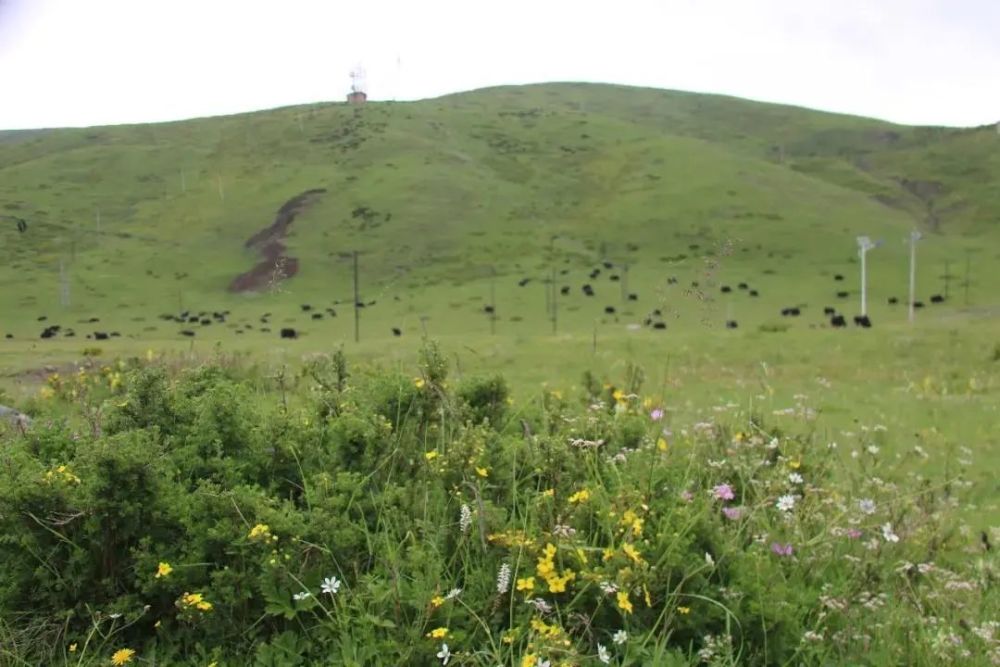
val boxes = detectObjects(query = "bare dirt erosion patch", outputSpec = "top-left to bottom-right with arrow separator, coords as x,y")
228,189 -> 326,292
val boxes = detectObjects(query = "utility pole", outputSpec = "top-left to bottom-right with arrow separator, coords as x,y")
856,236 -> 876,317
908,230 -> 921,324
551,266 -> 558,334
59,258 -> 70,307
352,250 -> 360,343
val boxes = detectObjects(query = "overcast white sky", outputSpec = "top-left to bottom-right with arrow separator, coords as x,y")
0,0 -> 998,130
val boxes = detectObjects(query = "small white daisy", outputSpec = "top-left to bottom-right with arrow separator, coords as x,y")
613,629 -> 628,645
436,643 -> 451,665
321,576 -> 342,595
292,591 -> 311,601
598,643 -> 611,664
776,494 -> 796,512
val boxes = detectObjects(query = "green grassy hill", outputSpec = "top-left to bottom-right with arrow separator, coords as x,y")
1,82 -> 998,351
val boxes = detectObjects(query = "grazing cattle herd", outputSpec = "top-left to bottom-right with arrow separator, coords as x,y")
4,262 -> 953,344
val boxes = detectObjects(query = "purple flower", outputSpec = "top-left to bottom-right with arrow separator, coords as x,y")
650,408 -> 664,421
770,542 -> 794,557
722,506 -> 742,520
713,484 -> 735,501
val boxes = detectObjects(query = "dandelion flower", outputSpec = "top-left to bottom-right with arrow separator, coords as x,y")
321,576 -> 342,595
427,627 -> 449,639
111,648 -> 135,665
613,630 -> 628,645
436,643 -> 451,665
598,643 -> 611,664
713,484 -> 735,501
155,562 -> 173,578
776,494 -> 796,512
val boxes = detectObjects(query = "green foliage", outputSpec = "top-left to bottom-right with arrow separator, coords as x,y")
0,354 -> 997,666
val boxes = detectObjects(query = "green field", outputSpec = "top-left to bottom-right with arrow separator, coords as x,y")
0,83 -> 998,665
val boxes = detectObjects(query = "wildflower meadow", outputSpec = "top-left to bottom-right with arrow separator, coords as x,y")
0,342 -> 996,666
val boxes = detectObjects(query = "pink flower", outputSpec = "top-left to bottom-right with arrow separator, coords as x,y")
713,484 -> 735,501
680,490 -> 694,503
770,542 -> 793,557
722,506 -> 742,520
650,408 -> 664,421
846,528 -> 862,540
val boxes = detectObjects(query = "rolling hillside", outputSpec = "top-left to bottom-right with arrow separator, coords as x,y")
1,83 -> 998,347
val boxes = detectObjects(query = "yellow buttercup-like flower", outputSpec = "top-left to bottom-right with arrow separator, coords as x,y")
475,467 -> 489,478
617,590 -> 634,614
516,577 -> 535,592
111,648 -> 135,665
424,451 -> 439,461
426,627 -> 449,639
568,489 -> 590,504
678,605 -> 691,615
430,595 -> 445,607
248,523 -> 271,540
155,562 -> 173,578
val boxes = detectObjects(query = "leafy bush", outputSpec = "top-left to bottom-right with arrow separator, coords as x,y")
0,353 -> 996,666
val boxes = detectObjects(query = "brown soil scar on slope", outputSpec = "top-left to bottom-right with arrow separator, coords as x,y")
228,188 -> 327,293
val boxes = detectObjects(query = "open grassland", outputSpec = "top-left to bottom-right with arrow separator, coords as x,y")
1,83 -> 998,664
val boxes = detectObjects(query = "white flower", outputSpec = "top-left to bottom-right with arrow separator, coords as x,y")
867,445 -> 880,455
436,643 -> 451,665
496,563 -> 512,594
538,660 -> 551,667
293,591 -> 311,601
598,643 -> 611,664
788,472 -> 804,485
445,587 -> 462,600
108,613 -> 122,620
526,597 -> 553,613
882,523 -> 900,543
705,552 -> 715,566
613,629 -> 628,645
599,581 -> 619,595
858,499 -> 876,515
321,576 -> 342,595
776,494 -> 796,512
459,504 -> 473,533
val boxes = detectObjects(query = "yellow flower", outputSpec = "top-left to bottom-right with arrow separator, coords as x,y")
516,577 -> 535,592
568,489 -> 590,504
431,595 -> 446,607
502,629 -> 518,644
154,620 -> 161,628
68,643 -> 77,653
541,488 -> 555,498
644,584 -> 652,607
602,547 -> 615,562
612,388 -> 625,403
678,605 -> 691,615
39,386 -> 55,399
111,648 -> 136,665
424,451 -> 439,461
617,590 -> 633,614
208,663 -> 218,667
788,459 -> 801,469
414,377 -> 425,388
475,467 -> 489,478
657,437 -> 668,452
427,627 -> 449,639
643,397 -> 654,409
622,542 -> 644,565
545,570 -> 576,593
155,562 -> 173,578
522,655 -> 538,667
248,523 -> 271,540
